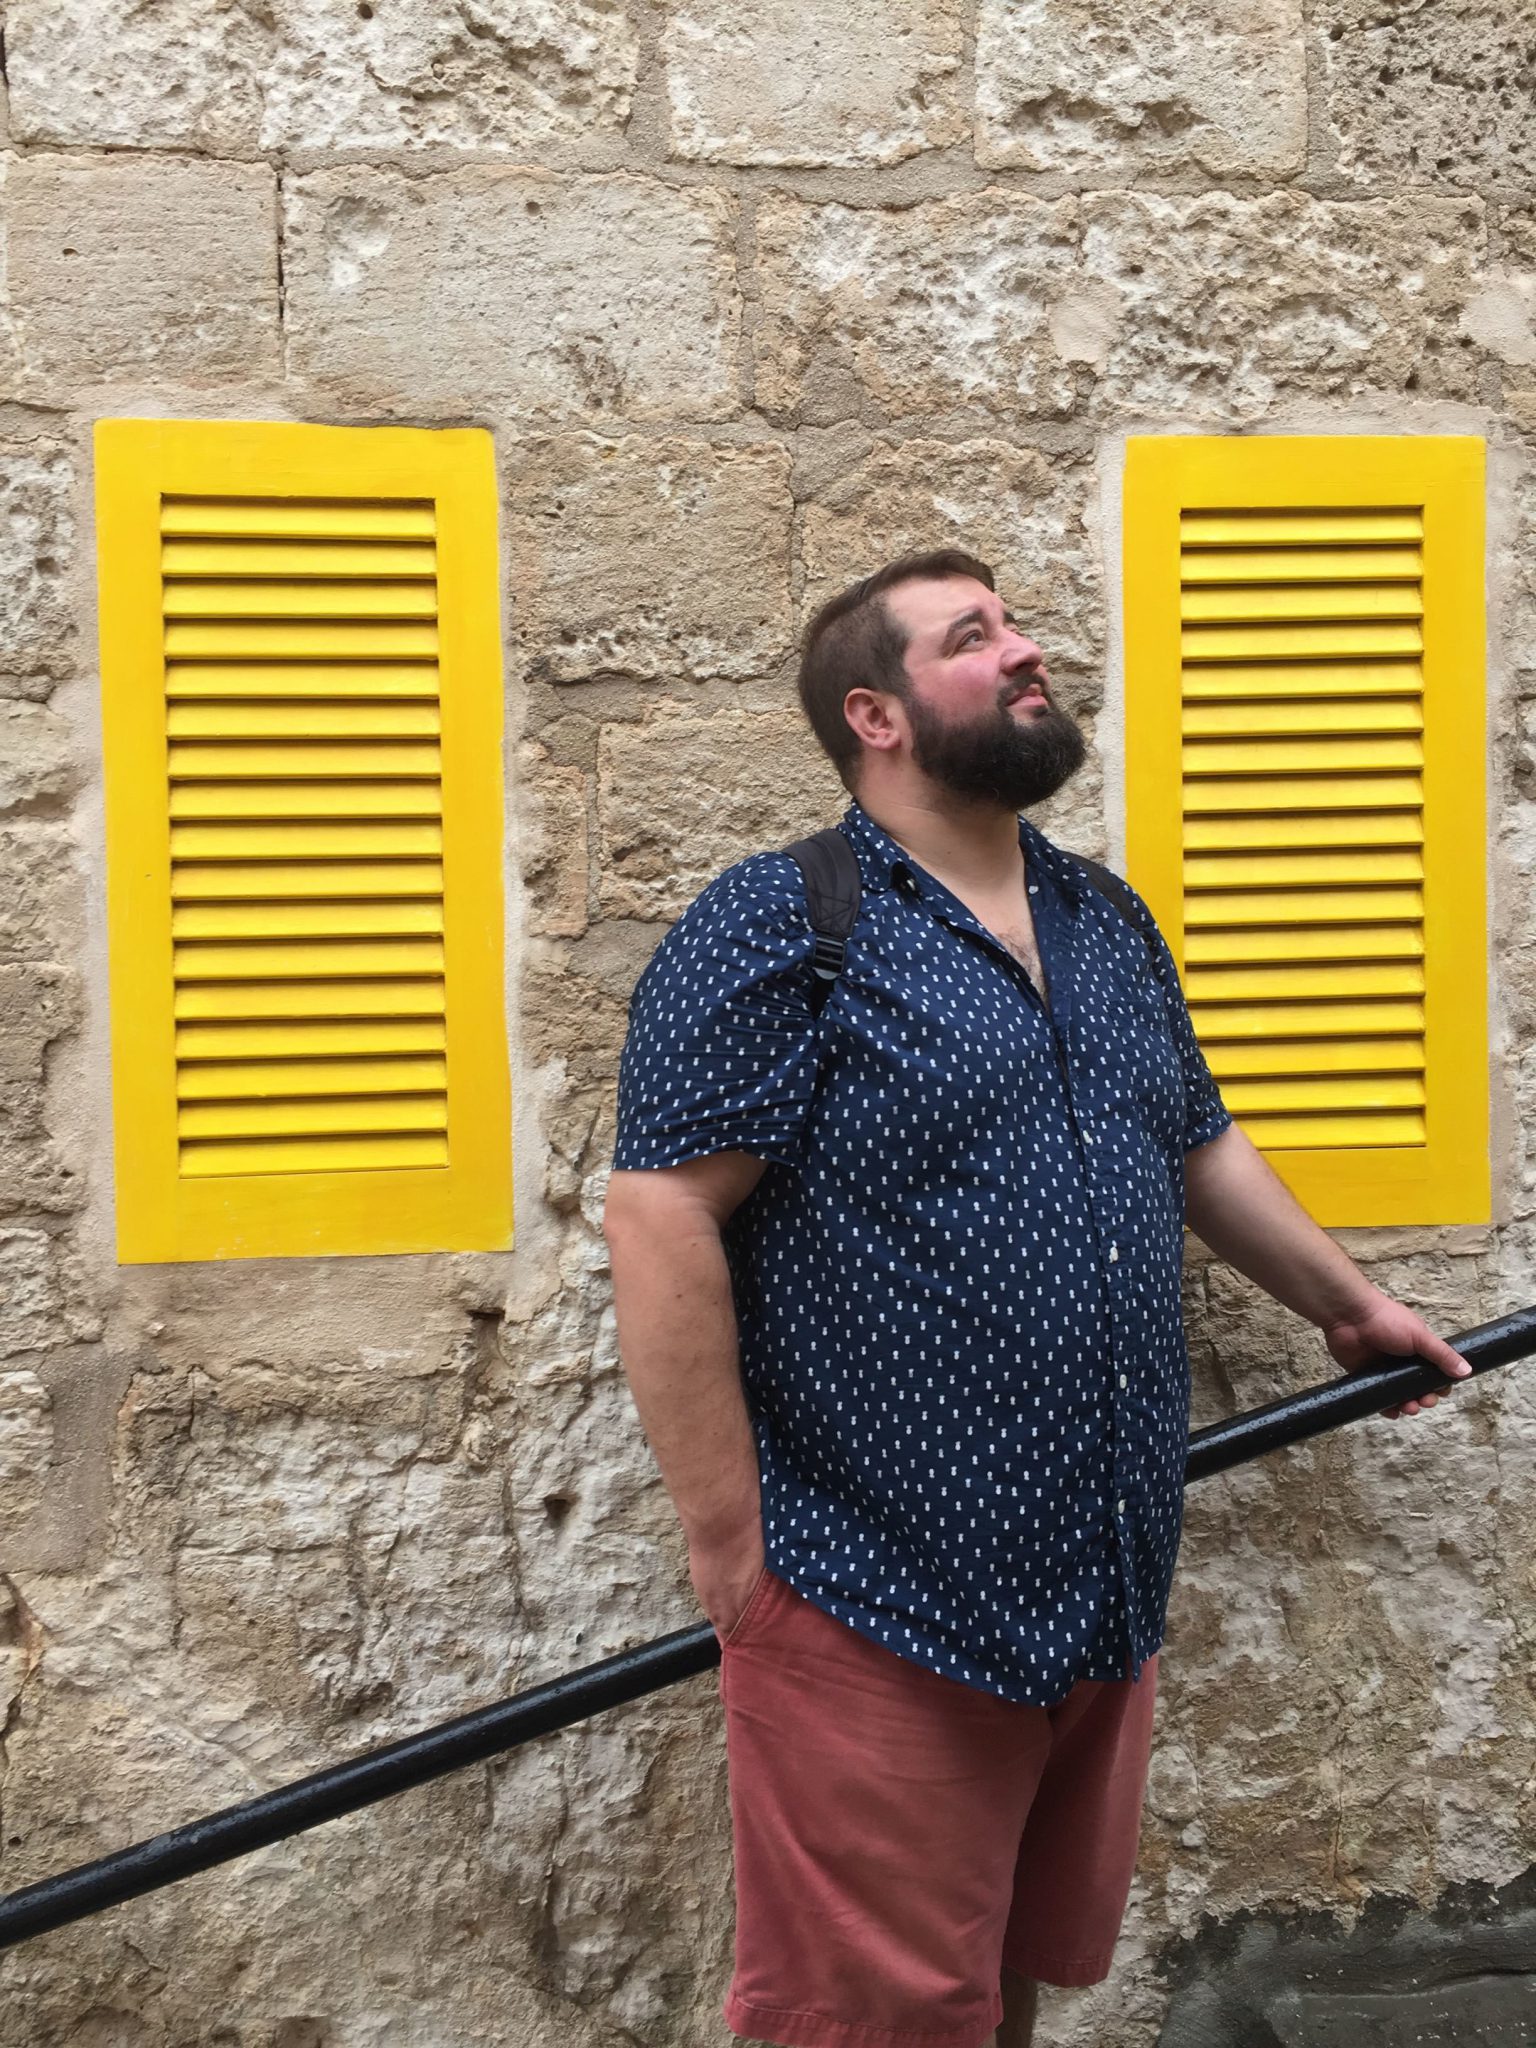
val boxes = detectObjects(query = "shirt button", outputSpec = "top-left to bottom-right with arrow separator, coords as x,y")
1119,1373 -> 1128,1390
1108,1244 -> 1119,1263
1116,1499 -> 1126,1516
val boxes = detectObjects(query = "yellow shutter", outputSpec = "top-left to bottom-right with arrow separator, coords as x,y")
1124,435 -> 1487,1227
96,420 -> 512,1262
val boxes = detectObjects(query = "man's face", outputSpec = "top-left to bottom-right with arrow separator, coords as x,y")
880,576 -> 1086,810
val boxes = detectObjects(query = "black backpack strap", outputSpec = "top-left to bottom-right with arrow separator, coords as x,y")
781,828 -> 862,1017
1071,855 -> 1157,962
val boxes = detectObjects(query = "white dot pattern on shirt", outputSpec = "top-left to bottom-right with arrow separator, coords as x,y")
612,802 -> 1232,1707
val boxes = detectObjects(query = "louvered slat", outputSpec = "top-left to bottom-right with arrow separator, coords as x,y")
1182,698 -> 1422,738
1180,504 -> 1428,1152
162,493 -> 450,1177
1180,510 -> 1424,546
1206,1036 -> 1424,1078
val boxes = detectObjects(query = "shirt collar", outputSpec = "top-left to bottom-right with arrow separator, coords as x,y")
838,801 -> 1088,909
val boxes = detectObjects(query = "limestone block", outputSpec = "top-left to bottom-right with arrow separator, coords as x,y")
7,0 -> 639,154
0,703 -> 75,813
1078,191 -> 1486,416
5,0 -> 270,152
518,740 -> 590,939
506,435 -> 794,683
1315,0 -> 1536,189
0,441 -> 76,680
285,169 -> 739,423
753,193 -> 1081,424
5,154 -> 279,390
0,964 -> 82,1214
596,708 -> 845,920
1464,212 -> 1536,371
799,437 -> 1104,699
660,0 -> 965,167
0,1368 -> 51,1528
521,943 -> 631,1081
975,0 -> 1307,177
0,827 -> 80,961
0,1228 -> 63,1355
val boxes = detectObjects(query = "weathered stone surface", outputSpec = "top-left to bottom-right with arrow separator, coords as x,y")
5,0 -> 270,152
0,1368 -> 51,1529
1463,211 -> 1536,370
285,169 -> 739,422
660,0 -> 965,166
4,155 -> 280,390
518,740 -> 590,939
0,703 -> 75,814
0,441 -> 76,681
975,0 -> 1306,177
596,708 -> 845,921
1315,0 -> 1536,190
1078,192 -> 1487,416
753,192 -> 1081,424
799,436 -> 1104,701
0,965 -> 81,1215
0,1228 -> 65,1355
506,435 -> 793,684
0,828 -> 79,963
7,0 -> 640,154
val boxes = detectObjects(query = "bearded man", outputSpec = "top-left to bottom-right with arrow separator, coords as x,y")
601,549 -> 1467,2048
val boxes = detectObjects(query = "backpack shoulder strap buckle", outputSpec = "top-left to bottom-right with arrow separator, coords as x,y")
781,828 -> 862,1016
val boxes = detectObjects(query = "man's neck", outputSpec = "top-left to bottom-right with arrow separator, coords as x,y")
855,785 -> 1026,896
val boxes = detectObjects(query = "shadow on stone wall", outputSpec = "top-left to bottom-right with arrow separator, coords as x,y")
1155,1863 -> 1536,2045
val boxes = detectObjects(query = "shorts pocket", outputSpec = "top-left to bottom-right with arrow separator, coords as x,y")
720,1564 -> 777,1649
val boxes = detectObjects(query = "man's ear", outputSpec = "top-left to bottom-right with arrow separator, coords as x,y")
842,687 -> 906,758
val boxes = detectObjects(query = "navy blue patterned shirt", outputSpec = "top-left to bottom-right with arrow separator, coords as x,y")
612,801 -> 1231,1704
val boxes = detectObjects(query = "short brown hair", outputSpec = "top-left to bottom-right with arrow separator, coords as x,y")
797,548 -> 996,791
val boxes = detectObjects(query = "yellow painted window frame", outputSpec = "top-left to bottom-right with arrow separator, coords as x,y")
1123,434 -> 1488,1228
97,418 -> 512,1262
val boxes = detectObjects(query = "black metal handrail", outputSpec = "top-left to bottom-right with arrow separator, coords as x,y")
2,1305 -> 1533,1955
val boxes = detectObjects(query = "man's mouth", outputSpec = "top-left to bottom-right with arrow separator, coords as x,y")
1003,680 -> 1049,708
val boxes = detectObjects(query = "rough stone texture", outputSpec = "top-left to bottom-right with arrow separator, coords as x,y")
1464,210 -> 1536,370
660,0 -> 966,166
1315,0 -> 1536,191
2,155 -> 280,392
0,703 -> 76,815
1078,192 -> 1487,417
0,828 -> 79,964
975,0 -> 1307,178
5,0 -> 640,154
1,6 -> 1535,2045
518,740 -> 591,939
506,434 -> 794,684
285,169 -> 740,423
596,709 -> 845,919
0,965 -> 81,1216
0,440 -> 76,683
0,1228 -> 70,1356
754,192 -> 1082,424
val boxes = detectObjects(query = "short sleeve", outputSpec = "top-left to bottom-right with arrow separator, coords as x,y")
611,854 -> 821,1173
1126,885 -> 1233,1155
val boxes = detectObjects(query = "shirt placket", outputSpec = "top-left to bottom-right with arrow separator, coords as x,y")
1024,874 -> 1147,1681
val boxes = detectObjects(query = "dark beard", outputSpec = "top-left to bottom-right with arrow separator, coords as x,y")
906,691 -> 1087,810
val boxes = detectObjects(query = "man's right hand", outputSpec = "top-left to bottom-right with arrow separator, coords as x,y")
692,1526 -> 767,1646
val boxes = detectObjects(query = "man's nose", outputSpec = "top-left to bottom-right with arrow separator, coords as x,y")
1002,628 -> 1043,670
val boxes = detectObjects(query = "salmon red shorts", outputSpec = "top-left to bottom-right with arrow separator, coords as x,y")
716,1567 -> 1159,2048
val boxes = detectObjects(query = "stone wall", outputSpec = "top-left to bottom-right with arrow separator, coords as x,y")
0,3 -> 1533,2044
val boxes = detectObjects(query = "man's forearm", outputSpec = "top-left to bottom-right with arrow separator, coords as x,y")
605,1209 -> 762,1551
1183,1121 -> 1373,1328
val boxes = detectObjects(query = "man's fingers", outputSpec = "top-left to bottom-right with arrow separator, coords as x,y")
1422,1333 -> 1472,1380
